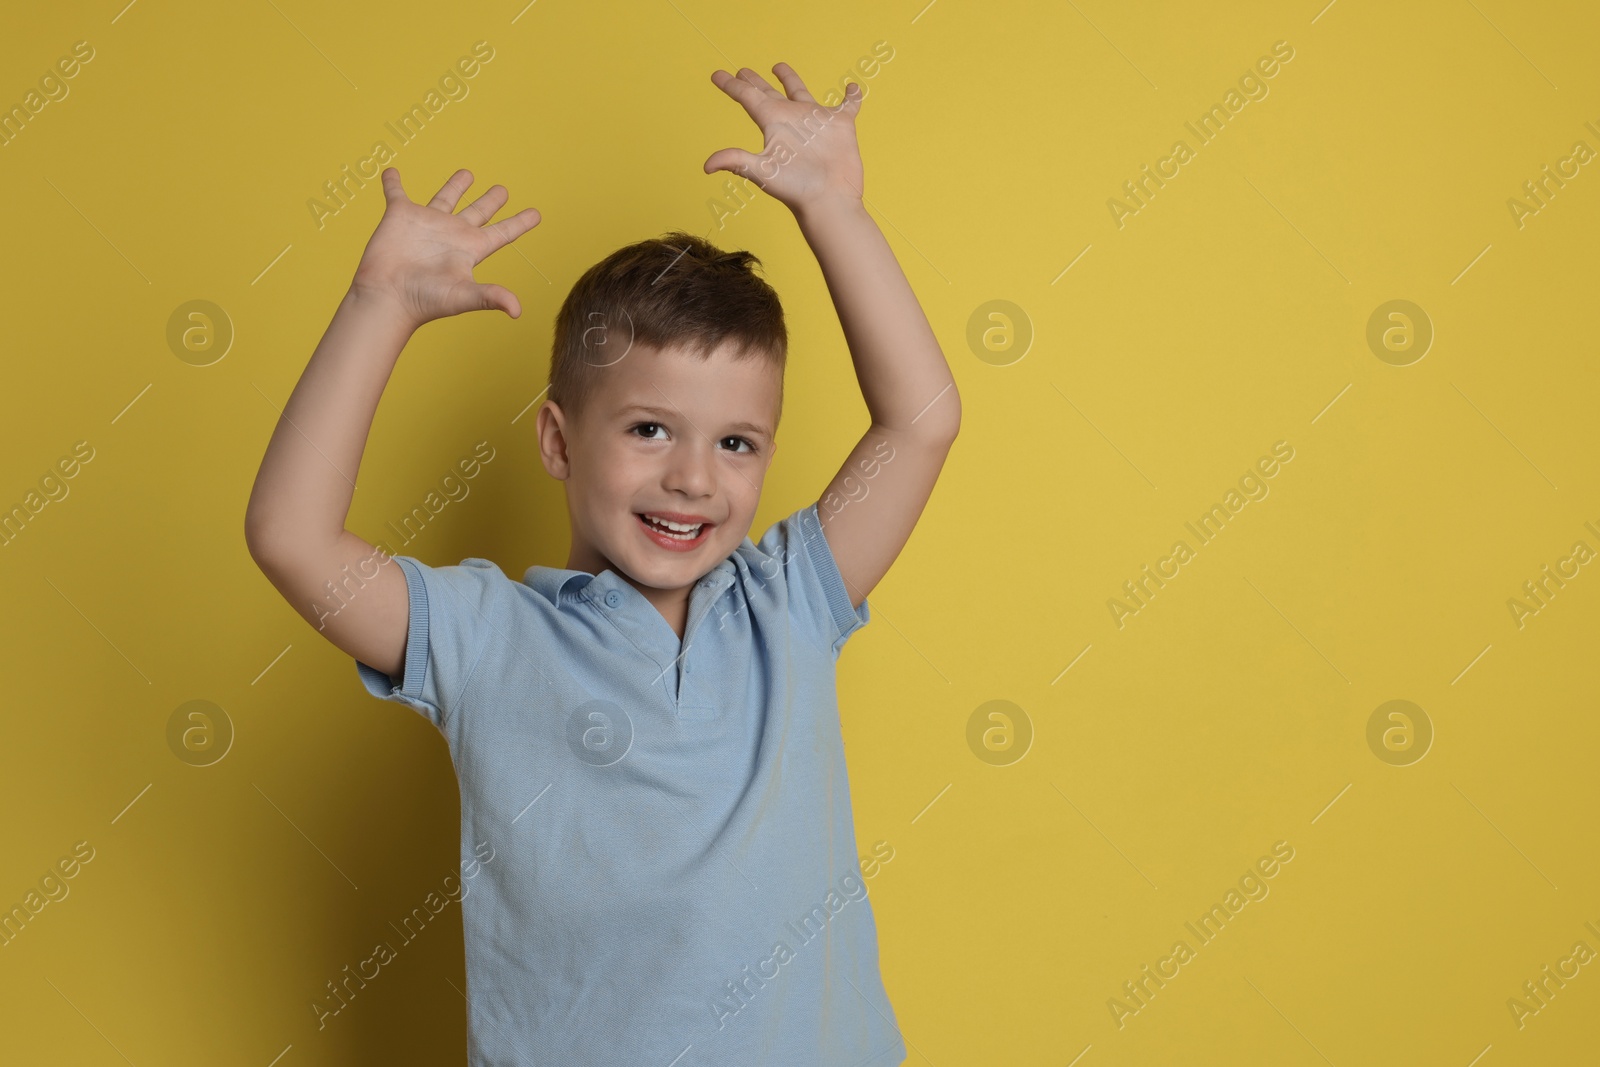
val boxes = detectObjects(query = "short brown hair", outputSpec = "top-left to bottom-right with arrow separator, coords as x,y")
547,230 -> 787,428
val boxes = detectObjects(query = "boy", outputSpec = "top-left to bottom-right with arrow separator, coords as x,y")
245,62 -> 959,1065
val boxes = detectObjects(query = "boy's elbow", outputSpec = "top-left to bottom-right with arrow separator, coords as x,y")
243,499 -> 279,563
930,382 -> 961,442
243,503 -> 301,574
244,520 -> 284,574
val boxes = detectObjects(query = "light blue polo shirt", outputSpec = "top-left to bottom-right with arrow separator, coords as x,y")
355,501 -> 906,1067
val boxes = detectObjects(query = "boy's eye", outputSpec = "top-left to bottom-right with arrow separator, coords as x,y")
632,423 -> 756,454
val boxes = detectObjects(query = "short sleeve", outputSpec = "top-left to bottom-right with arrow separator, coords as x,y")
353,555 -> 503,728
755,502 -> 871,656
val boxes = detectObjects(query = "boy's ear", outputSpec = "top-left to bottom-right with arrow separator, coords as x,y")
536,401 -> 572,480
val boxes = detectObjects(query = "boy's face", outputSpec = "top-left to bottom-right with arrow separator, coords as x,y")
538,339 -> 781,601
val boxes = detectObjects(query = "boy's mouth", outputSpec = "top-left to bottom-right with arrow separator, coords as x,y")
635,512 -> 714,551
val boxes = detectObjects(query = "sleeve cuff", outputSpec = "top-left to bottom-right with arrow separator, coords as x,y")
354,556 -> 433,706
798,502 -> 871,650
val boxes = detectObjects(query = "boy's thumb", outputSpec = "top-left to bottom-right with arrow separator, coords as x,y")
473,282 -> 520,319
380,167 -> 408,204
838,81 -> 864,118
703,148 -> 764,182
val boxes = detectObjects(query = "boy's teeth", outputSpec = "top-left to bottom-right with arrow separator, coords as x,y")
644,514 -> 704,536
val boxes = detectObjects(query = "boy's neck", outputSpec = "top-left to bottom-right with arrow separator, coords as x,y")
564,547 -> 695,642
632,581 -> 690,641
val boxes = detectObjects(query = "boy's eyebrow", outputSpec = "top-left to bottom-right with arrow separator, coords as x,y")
615,403 -> 772,440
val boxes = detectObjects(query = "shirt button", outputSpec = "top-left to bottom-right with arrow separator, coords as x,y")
604,590 -> 622,608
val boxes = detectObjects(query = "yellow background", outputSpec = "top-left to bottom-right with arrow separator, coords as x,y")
2,0 -> 1597,1063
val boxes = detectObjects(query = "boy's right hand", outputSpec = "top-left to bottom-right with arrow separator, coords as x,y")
350,167 -> 541,331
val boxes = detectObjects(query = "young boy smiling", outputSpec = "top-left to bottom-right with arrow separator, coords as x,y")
246,62 -> 959,1065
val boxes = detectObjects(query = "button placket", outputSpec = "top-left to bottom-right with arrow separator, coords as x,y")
589,578 -> 685,705
671,570 -> 734,718
684,572 -> 731,642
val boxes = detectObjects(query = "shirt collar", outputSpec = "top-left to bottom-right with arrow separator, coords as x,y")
523,565 -> 602,606
525,558 -> 739,608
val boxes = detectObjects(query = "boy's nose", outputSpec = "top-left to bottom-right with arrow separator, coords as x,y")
661,440 -> 718,497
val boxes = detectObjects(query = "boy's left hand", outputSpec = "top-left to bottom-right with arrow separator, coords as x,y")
704,63 -> 865,216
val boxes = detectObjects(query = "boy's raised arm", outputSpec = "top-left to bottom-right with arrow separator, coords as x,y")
244,168 -> 539,678
705,64 -> 961,611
